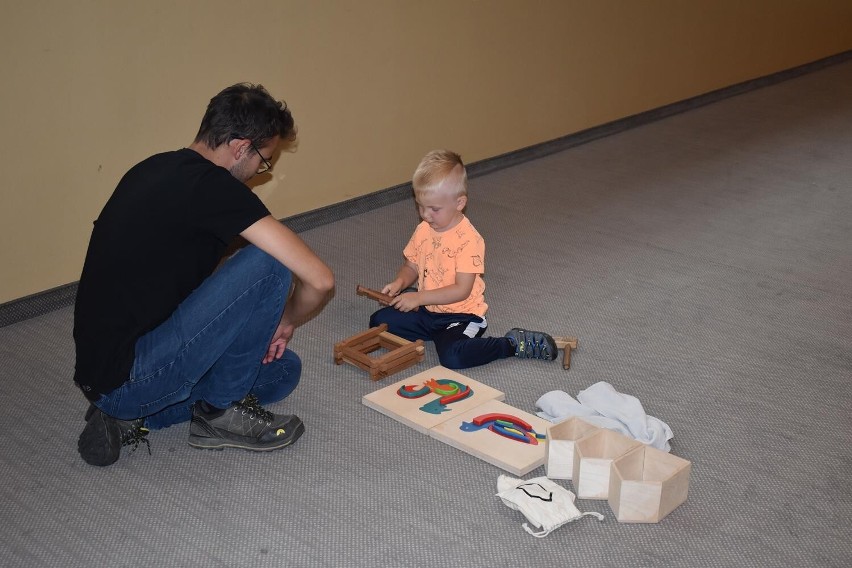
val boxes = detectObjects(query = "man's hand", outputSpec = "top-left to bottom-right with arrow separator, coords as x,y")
390,291 -> 421,312
263,321 -> 295,364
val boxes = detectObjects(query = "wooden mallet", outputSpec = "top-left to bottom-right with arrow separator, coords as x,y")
553,336 -> 578,370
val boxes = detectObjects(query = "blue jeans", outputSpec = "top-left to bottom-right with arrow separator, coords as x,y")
369,306 -> 513,369
95,245 -> 300,430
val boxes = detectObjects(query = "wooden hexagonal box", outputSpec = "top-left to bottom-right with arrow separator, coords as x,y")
608,444 -> 691,523
572,429 -> 643,499
544,417 -> 600,480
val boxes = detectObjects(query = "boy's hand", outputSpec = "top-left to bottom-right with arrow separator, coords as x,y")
381,280 -> 404,297
390,292 -> 421,312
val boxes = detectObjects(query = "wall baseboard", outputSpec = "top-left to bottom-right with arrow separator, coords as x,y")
2,49 -> 849,328
0,283 -> 79,328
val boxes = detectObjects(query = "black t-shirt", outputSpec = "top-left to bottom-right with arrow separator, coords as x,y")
73,148 -> 271,399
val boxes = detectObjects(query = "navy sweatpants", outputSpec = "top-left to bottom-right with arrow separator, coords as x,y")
369,306 -> 514,370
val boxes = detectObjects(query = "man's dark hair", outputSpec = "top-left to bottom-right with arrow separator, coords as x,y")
194,83 -> 296,148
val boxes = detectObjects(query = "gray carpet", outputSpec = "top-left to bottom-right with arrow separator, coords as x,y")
1,60 -> 851,567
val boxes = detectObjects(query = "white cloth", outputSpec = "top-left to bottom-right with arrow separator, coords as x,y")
535,381 -> 673,451
496,475 -> 604,537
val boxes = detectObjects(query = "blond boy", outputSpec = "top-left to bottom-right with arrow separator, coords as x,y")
369,150 -> 557,369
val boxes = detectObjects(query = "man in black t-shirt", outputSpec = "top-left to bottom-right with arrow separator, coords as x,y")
74,83 -> 334,466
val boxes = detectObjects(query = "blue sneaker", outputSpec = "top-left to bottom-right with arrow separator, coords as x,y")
505,328 -> 558,361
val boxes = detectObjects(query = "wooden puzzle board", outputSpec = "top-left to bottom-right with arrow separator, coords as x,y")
428,399 -> 551,476
361,366 -> 505,434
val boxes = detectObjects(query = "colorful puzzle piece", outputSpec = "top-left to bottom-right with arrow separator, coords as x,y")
428,399 -> 551,476
362,366 -> 504,434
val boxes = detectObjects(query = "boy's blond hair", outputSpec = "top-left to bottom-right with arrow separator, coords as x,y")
412,149 -> 468,198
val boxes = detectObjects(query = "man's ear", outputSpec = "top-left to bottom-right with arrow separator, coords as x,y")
228,138 -> 250,159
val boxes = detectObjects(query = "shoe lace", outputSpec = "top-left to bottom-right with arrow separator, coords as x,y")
524,334 -> 549,359
534,336 -> 551,358
235,394 -> 274,424
121,422 -> 151,455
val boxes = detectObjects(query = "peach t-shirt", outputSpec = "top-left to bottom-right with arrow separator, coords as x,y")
403,215 -> 487,316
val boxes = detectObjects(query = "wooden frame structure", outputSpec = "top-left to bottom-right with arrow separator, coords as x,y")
334,324 -> 425,381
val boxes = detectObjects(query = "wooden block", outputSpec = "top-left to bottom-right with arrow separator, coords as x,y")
356,284 -> 393,305
608,445 -> 691,523
544,417 -> 600,479
553,336 -> 578,350
429,399 -> 551,476
362,366 -> 504,434
572,429 -> 643,499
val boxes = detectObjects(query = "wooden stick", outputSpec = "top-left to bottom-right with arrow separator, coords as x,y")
338,347 -> 375,368
348,335 -> 384,355
377,340 -> 423,371
339,354 -> 376,374
378,351 -> 424,379
377,331 -> 412,348
356,284 -> 393,306
334,324 -> 387,352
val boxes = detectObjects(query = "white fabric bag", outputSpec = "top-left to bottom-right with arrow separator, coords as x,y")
496,475 -> 604,537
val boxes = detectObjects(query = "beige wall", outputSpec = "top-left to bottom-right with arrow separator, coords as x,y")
1,0 -> 850,304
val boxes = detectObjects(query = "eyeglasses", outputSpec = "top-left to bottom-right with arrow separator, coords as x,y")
250,141 -> 273,174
